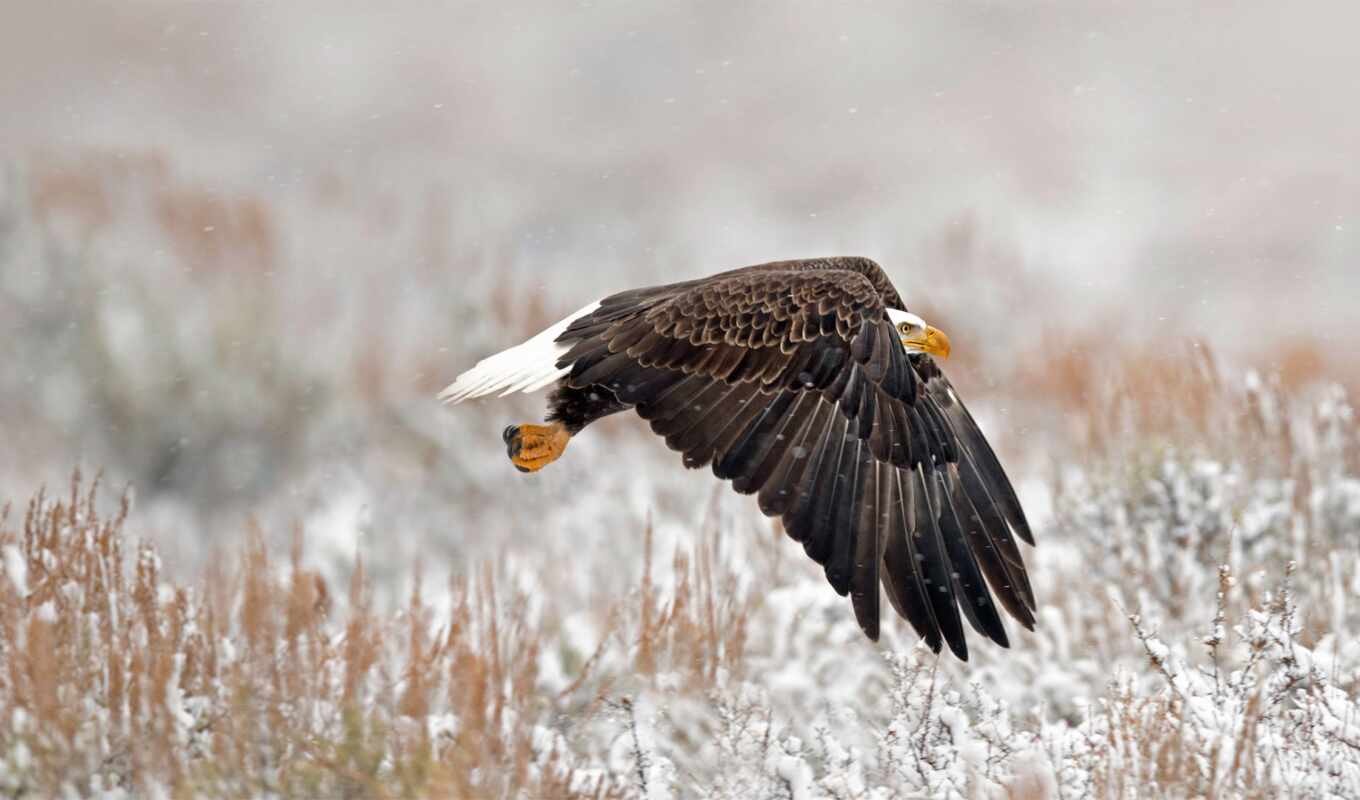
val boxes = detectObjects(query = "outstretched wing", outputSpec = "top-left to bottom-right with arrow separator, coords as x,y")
556,258 -> 1035,659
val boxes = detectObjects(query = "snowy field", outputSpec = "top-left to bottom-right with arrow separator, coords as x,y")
3,373 -> 1360,797
2,3 -> 1360,797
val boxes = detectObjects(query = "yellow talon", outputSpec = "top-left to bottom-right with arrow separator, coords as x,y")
503,422 -> 571,473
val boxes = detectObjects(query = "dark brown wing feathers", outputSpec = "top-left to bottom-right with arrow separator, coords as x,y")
556,257 -> 1035,658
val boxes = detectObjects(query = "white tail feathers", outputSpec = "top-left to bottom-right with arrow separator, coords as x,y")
438,301 -> 601,404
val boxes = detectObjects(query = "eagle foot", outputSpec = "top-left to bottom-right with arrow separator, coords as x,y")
503,422 -> 571,473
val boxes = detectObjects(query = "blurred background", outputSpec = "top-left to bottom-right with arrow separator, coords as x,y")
2,0 -> 1356,584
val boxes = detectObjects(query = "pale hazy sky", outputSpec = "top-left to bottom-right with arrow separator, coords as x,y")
4,1 -> 1357,354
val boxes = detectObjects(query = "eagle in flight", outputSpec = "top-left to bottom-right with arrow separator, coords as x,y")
441,257 -> 1036,660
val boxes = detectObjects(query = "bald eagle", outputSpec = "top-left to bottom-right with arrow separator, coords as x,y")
441,257 -> 1035,659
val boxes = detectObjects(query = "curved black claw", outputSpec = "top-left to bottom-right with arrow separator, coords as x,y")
503,425 -> 524,459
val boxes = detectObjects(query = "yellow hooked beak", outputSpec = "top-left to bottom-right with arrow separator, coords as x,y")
902,324 -> 951,360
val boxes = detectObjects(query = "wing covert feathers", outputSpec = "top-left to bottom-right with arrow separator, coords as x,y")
544,258 -> 1035,657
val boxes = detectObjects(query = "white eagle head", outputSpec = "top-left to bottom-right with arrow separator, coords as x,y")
886,309 -> 951,359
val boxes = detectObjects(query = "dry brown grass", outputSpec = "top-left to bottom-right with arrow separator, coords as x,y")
0,468 -> 773,798
1009,326 -> 1357,466
29,151 -> 275,276
630,505 -> 758,685
1007,335 -> 1322,484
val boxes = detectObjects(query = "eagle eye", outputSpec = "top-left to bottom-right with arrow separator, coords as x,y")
897,321 -> 916,335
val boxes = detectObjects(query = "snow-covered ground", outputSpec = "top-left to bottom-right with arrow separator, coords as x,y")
3,372 -> 1359,797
